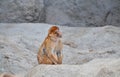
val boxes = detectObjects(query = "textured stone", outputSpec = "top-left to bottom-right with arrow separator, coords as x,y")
0,23 -> 120,76
25,59 -> 120,77
0,0 -> 120,26
0,0 -> 45,23
45,0 -> 120,27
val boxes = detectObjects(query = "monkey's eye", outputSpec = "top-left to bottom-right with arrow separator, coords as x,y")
54,31 -> 58,34
55,32 -> 57,34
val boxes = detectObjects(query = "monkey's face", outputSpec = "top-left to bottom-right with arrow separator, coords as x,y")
48,26 -> 62,38
49,29 -> 62,38
54,29 -> 62,38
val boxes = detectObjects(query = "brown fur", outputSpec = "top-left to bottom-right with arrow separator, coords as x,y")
0,73 -> 17,77
37,26 -> 63,64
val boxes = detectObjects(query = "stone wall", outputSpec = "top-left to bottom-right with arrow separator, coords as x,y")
0,0 -> 45,23
0,0 -> 120,27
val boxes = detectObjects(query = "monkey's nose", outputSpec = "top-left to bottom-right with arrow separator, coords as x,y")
58,32 -> 62,38
59,35 -> 62,38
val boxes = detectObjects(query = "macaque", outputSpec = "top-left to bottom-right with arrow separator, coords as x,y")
37,26 -> 63,64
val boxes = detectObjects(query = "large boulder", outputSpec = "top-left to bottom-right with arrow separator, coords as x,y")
25,58 -> 120,77
0,0 -> 120,27
45,0 -> 120,27
0,23 -> 120,75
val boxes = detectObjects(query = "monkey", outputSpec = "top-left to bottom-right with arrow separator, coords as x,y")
37,26 -> 63,64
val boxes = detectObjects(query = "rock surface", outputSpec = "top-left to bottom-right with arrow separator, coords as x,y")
45,0 -> 120,27
0,0 -> 120,27
25,58 -> 120,77
0,23 -> 120,76
0,0 -> 45,23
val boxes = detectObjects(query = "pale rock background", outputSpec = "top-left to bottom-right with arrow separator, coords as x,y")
0,23 -> 120,77
25,58 -> 120,77
0,0 -> 120,76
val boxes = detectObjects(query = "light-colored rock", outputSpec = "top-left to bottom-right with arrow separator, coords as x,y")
62,25 -> 120,64
25,58 -> 120,77
0,23 -> 120,75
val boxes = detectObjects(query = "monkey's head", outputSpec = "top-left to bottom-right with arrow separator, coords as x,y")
48,26 -> 62,38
